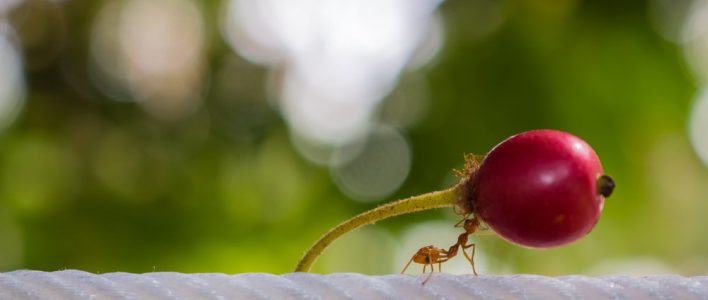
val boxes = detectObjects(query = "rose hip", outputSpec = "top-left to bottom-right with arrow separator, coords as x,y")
462,129 -> 614,248
296,129 -> 614,272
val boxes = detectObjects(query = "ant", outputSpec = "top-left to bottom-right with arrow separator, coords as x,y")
401,215 -> 480,284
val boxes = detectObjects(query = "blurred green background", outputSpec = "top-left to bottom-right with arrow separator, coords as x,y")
0,0 -> 707,276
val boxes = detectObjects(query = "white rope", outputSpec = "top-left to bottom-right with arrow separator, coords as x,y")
0,270 -> 705,299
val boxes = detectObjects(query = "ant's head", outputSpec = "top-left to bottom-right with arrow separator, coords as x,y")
464,218 -> 480,232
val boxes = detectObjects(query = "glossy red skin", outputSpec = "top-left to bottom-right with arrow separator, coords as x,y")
469,130 -> 605,248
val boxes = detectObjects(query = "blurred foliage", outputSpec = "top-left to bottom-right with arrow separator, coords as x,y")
0,0 -> 707,276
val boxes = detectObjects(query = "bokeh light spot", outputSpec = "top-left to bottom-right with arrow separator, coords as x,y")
0,33 -> 25,132
222,0 -> 443,146
90,0 -> 206,120
0,0 -> 22,15
689,88 -> 708,166
682,0 -> 708,84
649,0 -> 693,43
331,125 -> 411,201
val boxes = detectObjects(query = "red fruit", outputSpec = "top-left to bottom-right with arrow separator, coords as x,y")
464,130 -> 614,248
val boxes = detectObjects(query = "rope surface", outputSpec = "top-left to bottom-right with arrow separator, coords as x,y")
0,270 -> 706,299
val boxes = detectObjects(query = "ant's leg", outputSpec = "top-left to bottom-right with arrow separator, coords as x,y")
435,249 -> 452,266
438,262 -> 442,272
401,255 -> 416,274
421,253 -> 435,285
422,263 -> 428,273
437,251 -> 452,263
461,243 -> 478,276
422,262 -> 435,285
462,242 -> 476,260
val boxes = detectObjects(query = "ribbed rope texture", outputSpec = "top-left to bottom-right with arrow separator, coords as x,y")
0,271 -> 706,299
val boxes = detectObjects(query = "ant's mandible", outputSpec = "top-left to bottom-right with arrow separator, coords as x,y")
401,215 -> 480,284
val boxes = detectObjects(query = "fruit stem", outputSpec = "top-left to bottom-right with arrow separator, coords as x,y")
294,183 -> 462,272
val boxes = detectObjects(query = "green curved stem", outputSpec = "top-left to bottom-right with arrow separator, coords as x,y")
294,183 -> 462,272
